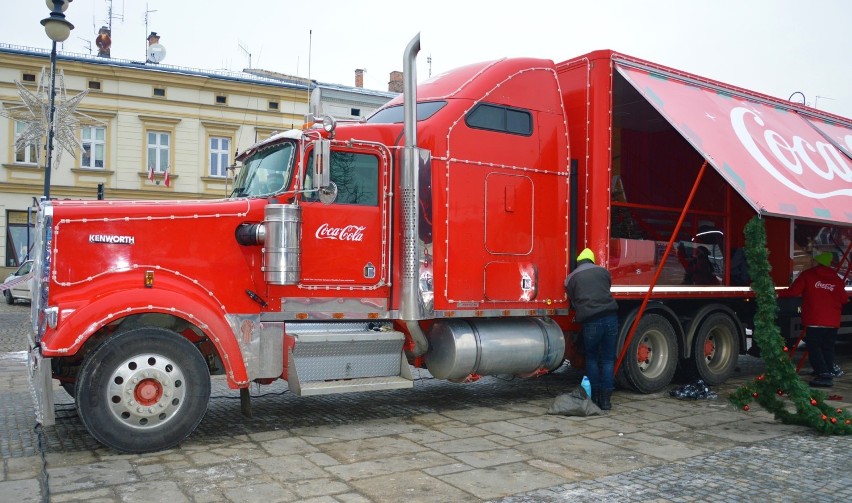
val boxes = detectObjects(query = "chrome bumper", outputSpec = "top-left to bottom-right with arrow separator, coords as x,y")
28,347 -> 54,426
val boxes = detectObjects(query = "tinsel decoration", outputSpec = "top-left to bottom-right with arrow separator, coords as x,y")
728,216 -> 851,433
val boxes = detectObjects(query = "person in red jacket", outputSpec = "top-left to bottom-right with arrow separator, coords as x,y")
782,252 -> 850,387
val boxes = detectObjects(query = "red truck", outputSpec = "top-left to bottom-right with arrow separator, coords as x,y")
28,34 -> 852,452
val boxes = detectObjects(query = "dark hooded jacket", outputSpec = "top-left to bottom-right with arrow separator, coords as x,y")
564,259 -> 618,323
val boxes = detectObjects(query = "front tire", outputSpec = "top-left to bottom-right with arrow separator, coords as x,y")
75,327 -> 211,453
4,290 -> 13,305
617,313 -> 678,393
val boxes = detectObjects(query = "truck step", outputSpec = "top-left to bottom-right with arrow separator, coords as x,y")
292,375 -> 414,396
286,322 -> 413,396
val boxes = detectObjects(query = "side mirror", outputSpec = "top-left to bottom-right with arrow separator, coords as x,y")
312,139 -> 331,189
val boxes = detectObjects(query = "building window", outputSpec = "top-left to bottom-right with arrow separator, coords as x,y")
209,136 -> 230,177
22,73 -> 36,82
268,101 -> 279,111
14,121 -> 38,164
153,87 -> 166,97
5,210 -> 35,267
81,126 -> 106,168
351,108 -> 361,117
88,80 -> 102,90
465,103 -> 533,136
147,131 -> 170,172
215,95 -> 227,105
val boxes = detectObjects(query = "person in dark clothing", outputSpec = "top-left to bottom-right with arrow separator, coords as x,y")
565,248 -> 619,410
780,252 -> 849,387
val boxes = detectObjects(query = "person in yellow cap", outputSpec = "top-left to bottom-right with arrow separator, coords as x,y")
780,251 -> 849,387
564,248 -> 619,409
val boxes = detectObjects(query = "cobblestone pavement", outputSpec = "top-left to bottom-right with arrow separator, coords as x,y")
1,301 -> 851,502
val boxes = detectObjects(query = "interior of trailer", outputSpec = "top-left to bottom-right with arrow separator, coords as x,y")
607,70 -> 852,288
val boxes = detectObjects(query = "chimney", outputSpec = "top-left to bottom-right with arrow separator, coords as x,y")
388,70 -> 403,93
355,69 -> 365,88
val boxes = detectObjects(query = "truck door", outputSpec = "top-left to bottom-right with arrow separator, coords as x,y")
300,145 -> 389,290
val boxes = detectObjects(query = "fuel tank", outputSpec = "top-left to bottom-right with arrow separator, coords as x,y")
424,317 -> 565,380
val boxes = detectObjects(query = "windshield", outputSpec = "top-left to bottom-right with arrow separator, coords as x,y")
230,141 -> 296,198
367,100 -> 447,123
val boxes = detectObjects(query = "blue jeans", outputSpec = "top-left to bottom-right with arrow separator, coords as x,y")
583,313 -> 618,392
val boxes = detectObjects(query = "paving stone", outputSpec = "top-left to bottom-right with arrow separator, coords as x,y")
222,481 -> 295,503
319,435 -> 426,464
284,477 -> 350,498
439,461 -> 569,500
325,451 -> 455,481
0,478 -> 41,503
47,460 -> 137,493
449,448 -> 532,468
349,469 -> 479,503
115,480 -> 189,502
254,454 -> 328,481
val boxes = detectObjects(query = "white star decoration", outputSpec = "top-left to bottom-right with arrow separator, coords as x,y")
0,67 -> 99,169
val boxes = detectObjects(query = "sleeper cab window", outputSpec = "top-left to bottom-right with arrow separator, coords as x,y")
465,103 -> 533,136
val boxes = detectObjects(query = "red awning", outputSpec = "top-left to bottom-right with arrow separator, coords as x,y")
615,62 -> 852,225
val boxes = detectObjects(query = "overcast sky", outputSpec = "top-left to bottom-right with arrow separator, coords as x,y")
3,0 -> 850,118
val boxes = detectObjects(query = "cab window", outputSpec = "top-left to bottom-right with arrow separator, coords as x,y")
305,151 -> 379,206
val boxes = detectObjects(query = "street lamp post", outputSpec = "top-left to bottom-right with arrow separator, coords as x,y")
40,0 -> 74,200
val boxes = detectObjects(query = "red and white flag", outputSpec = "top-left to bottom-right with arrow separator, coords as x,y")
147,165 -> 155,182
164,166 -> 171,187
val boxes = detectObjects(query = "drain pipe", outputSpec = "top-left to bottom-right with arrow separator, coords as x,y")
400,33 -> 429,357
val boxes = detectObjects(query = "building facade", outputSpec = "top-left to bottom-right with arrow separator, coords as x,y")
0,44 -> 397,272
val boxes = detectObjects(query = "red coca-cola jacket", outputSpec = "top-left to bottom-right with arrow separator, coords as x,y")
781,265 -> 849,328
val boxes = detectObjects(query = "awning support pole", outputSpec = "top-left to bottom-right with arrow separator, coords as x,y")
839,241 -> 852,284
614,161 -> 708,375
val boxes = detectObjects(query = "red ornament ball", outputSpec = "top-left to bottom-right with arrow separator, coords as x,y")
783,346 -> 788,352
743,405 -> 750,411
752,392 -> 759,398
811,399 -> 818,406
831,417 -> 837,424
846,420 -> 851,425
821,415 -> 827,421
837,409 -> 843,414
757,375 -> 765,381
777,389 -> 784,396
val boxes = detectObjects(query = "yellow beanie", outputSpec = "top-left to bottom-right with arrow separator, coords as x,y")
814,252 -> 832,267
577,248 -> 595,263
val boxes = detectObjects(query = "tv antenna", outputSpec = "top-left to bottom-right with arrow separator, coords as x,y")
106,0 -> 124,33
427,55 -> 432,77
144,3 -> 158,56
815,95 -> 835,109
80,35 -> 92,55
239,41 -> 251,69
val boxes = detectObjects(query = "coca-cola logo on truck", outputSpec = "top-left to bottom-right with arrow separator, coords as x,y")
731,107 -> 852,199
315,223 -> 366,242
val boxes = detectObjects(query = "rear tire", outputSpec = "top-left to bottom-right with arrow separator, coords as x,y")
617,313 -> 678,393
4,290 -> 13,305
688,313 -> 740,385
75,327 -> 210,453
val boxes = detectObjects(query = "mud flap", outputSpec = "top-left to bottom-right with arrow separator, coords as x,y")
28,348 -> 55,426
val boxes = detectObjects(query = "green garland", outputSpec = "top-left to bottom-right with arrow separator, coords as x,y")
728,216 -> 852,433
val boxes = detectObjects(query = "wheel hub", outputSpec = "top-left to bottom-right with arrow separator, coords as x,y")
134,378 -> 163,406
107,354 -> 186,429
637,342 -> 652,366
703,338 -> 716,360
